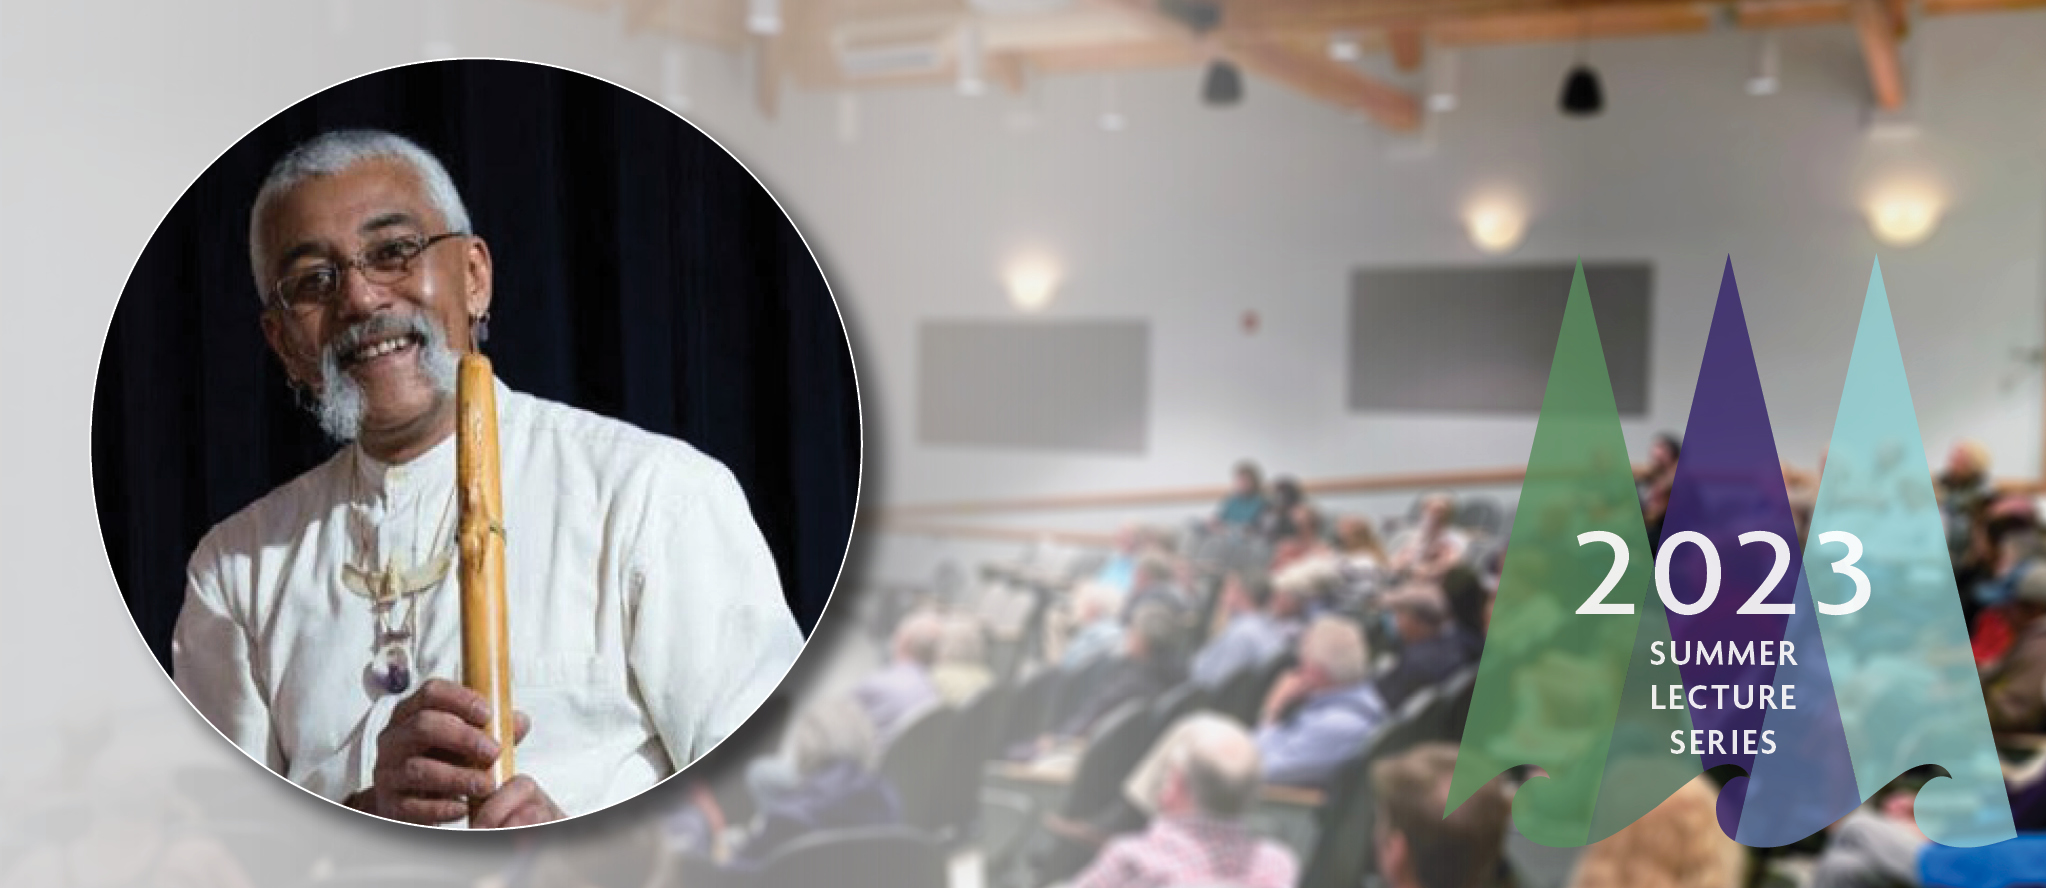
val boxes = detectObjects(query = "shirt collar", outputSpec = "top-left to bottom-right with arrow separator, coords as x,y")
345,376 -> 512,499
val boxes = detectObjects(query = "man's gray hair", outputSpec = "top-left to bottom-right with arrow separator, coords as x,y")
247,129 -> 471,293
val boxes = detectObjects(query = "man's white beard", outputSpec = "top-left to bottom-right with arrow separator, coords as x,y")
313,312 -> 460,443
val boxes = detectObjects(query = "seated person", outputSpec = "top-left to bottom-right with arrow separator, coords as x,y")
1214,460 -> 1269,529
1374,743 -> 1514,888
1441,565 -> 1493,647
931,615 -> 994,705
1061,581 -> 1129,672
1983,567 -> 2046,732
674,695 -> 900,867
1050,601 -> 1186,741
1120,553 -> 1191,623
1071,717 -> 1298,888
1387,493 -> 1471,582
1566,774 -> 1745,888
1255,615 -> 1387,789
1809,776 -> 1928,888
1190,570 -> 1303,689
1270,505 -> 1333,573
1374,586 -> 1477,710
852,610 -> 943,742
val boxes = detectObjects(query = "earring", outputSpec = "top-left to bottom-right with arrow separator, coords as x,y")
471,311 -> 491,346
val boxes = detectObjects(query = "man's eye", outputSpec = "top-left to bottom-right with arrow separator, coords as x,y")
287,268 -> 338,302
366,238 -> 423,269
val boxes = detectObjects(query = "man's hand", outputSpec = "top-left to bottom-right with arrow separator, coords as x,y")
1259,669 -> 1310,727
354,679 -> 556,826
470,774 -> 565,829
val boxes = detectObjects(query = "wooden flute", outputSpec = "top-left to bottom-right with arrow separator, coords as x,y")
456,353 -> 516,803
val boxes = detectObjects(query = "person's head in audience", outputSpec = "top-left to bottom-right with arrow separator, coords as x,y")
1337,515 -> 1388,561
1942,439 -> 1991,487
937,616 -> 985,668
1648,433 -> 1682,475
1291,505 -> 1323,540
1374,743 -> 1511,888
1442,566 -> 1490,636
1566,774 -> 1742,888
890,610 -> 944,670
1273,556 -> 1337,614
1390,593 -> 1450,645
1156,717 -> 1263,822
1125,600 -> 1179,664
1113,523 -> 1147,556
1219,570 -> 1269,619
1134,553 -> 1177,594
788,695 -> 879,777
1419,493 -> 1458,532
1233,460 -> 1264,497
1297,614 -> 1370,694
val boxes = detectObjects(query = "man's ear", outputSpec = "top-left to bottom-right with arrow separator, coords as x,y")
463,236 -> 494,321
260,310 -> 318,389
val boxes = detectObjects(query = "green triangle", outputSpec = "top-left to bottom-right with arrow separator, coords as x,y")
1448,263 -> 1680,846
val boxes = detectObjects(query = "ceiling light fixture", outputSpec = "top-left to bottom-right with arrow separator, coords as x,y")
1464,197 -> 1529,254
1203,59 -> 1243,107
1328,33 -> 1363,62
1428,47 -> 1459,113
1003,252 -> 1063,311
1559,63 -> 1603,116
747,0 -> 781,36
1746,31 -> 1781,96
1098,75 -> 1127,132
956,22 -> 987,96
1863,183 -> 1943,247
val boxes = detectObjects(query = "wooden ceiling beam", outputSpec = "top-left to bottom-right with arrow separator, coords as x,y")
1431,3 -> 1716,44
1219,33 -> 1423,130
1850,0 -> 1907,108
1387,24 -> 1426,71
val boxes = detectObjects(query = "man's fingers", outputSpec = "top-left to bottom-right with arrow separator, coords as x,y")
388,795 -> 469,826
381,709 -> 502,766
390,678 -> 493,730
470,775 -> 546,829
513,710 -> 531,744
378,753 -> 495,800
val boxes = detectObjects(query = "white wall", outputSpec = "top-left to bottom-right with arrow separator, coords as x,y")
699,16 -> 2046,519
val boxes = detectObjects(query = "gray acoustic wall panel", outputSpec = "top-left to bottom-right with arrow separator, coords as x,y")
1349,263 -> 1652,415
918,319 -> 1150,452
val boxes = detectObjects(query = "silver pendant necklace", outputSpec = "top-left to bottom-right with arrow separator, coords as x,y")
342,448 -> 457,696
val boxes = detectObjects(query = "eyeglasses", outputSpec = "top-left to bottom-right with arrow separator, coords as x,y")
268,231 -> 468,313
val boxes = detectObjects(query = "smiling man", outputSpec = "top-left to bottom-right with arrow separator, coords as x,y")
170,129 -> 805,828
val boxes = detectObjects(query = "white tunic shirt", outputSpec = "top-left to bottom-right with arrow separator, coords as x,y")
172,381 -> 805,817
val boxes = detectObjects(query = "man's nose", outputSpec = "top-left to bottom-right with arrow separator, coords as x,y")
335,263 -> 394,317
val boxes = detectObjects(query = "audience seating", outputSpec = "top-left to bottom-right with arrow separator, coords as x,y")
755,825 -> 948,888
879,703 -> 961,832
1151,681 -> 1210,730
999,667 -> 1062,751
938,682 -> 1015,840
1212,652 -> 1296,725
1297,666 -> 1479,888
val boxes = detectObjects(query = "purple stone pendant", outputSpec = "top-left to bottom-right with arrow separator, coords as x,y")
374,642 -> 413,696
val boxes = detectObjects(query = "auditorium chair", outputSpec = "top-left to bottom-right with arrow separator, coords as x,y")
755,825 -> 947,888
937,681 -> 1014,842
998,667 -> 1063,752
878,703 -> 961,833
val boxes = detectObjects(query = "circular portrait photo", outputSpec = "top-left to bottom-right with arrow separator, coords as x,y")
92,59 -> 860,828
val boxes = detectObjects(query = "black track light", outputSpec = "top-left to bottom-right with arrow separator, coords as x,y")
1203,59 -> 1243,107
1559,64 -> 1604,116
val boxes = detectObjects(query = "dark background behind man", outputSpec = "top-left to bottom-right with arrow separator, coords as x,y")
94,60 -> 861,667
